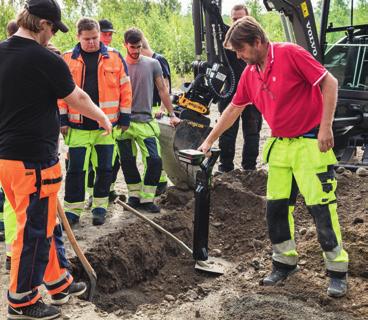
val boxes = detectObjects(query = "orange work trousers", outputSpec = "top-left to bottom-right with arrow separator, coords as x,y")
0,159 -> 73,308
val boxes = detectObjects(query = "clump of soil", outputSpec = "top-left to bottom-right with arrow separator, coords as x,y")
71,169 -> 368,319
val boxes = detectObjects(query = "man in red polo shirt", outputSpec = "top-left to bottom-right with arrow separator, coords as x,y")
199,16 -> 349,297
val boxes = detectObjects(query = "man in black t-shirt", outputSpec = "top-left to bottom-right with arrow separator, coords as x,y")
218,5 -> 263,172
0,1 -> 111,319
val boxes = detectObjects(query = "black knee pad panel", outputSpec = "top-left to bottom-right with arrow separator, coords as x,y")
121,158 -> 141,184
289,176 -> 299,206
307,204 -> 338,251
65,171 -> 86,202
144,157 -> 162,186
94,168 -> 113,197
267,199 -> 291,244
68,147 -> 87,172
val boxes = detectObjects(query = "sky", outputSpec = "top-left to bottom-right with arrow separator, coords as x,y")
179,0 -> 244,15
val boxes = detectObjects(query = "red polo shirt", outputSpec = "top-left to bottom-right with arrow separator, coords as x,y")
232,42 -> 328,137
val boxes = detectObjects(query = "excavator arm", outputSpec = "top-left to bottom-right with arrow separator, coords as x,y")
263,0 -> 322,62
158,0 -> 240,189
175,0 -> 235,119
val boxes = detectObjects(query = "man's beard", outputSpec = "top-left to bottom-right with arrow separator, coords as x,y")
128,52 -> 140,59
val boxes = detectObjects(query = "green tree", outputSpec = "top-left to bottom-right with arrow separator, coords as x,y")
245,0 -> 263,21
0,3 -> 15,40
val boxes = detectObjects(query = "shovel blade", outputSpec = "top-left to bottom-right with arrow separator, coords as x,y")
194,258 -> 225,275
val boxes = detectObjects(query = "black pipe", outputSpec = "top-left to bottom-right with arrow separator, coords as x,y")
193,148 -> 220,261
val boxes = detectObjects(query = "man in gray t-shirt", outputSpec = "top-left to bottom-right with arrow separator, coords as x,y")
129,55 -> 162,122
117,28 -> 180,213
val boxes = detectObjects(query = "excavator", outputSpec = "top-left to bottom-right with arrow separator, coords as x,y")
157,0 -> 368,188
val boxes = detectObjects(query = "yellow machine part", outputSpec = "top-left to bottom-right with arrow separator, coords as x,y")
178,95 -> 209,115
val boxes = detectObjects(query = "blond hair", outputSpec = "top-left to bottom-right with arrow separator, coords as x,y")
16,8 -> 42,33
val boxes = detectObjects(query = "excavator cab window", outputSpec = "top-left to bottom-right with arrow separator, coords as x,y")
324,37 -> 368,91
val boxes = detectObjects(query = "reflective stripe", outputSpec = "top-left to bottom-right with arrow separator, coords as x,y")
129,191 -> 140,198
324,245 -> 349,272
120,76 -> 130,85
127,183 -> 141,198
64,201 -> 84,211
142,185 -> 156,195
325,261 -> 349,272
140,185 -> 156,202
140,197 -> 155,203
324,246 -> 342,261
100,101 -> 119,108
44,271 -> 68,286
93,197 -> 108,209
272,239 -> 298,266
127,183 -> 141,192
68,114 -> 81,121
59,109 -> 68,115
273,239 -> 296,253
272,252 -> 298,266
106,113 -> 118,120
120,107 -> 131,114
9,290 -> 33,300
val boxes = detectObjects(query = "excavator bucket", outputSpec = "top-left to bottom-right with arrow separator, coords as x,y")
157,117 -> 212,189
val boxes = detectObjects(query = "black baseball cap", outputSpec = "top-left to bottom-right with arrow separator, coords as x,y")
25,0 -> 69,33
99,19 -> 115,33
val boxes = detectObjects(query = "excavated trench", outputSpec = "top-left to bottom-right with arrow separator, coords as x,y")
69,170 -> 268,313
69,170 -> 368,319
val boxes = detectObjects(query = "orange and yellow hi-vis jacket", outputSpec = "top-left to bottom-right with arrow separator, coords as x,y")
58,42 -> 132,128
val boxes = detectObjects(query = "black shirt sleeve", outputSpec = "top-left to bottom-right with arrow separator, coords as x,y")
40,50 -> 76,99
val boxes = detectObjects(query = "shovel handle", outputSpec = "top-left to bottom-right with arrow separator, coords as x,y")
116,199 -> 193,256
57,198 -> 97,300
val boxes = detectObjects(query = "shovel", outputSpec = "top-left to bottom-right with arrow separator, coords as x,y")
116,199 -> 224,275
57,198 -> 97,301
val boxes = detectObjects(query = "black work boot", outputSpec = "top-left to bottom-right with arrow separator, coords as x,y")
108,190 -> 119,203
64,212 -> 80,228
263,262 -> 300,286
51,281 -> 87,305
140,202 -> 160,213
127,196 -> 140,209
327,277 -> 348,298
92,208 -> 106,226
8,299 -> 60,320
155,182 -> 168,196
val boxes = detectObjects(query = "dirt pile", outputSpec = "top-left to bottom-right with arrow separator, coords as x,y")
70,169 -> 368,319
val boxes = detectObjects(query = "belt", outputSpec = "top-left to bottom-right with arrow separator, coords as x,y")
299,126 -> 319,139
275,126 -> 319,140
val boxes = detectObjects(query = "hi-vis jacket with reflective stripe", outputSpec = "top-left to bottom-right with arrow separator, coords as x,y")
58,43 -> 132,128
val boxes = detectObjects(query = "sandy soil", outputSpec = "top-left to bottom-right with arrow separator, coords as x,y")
1,108 -> 367,320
